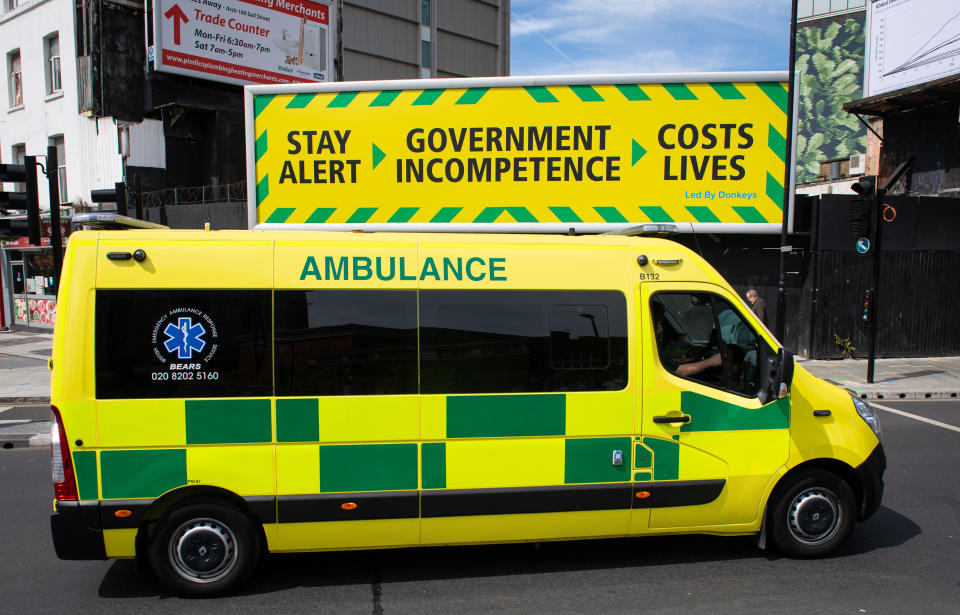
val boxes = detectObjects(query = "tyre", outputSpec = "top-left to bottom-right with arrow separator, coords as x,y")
770,470 -> 856,558
148,498 -> 261,597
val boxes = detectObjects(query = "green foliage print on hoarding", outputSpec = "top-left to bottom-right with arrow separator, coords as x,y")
795,17 -> 866,185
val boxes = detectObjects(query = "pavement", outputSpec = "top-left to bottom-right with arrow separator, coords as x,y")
0,328 -> 958,448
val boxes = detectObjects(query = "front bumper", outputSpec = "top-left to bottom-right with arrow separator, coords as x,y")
854,443 -> 886,521
50,500 -> 106,560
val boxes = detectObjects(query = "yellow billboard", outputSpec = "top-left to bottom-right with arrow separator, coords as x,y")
246,73 -> 789,232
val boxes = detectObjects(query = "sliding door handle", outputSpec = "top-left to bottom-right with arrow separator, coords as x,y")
653,415 -> 690,424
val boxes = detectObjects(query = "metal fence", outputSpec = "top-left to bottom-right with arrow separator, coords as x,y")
141,180 -> 246,208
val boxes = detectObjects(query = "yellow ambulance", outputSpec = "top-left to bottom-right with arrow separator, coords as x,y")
49,225 -> 884,596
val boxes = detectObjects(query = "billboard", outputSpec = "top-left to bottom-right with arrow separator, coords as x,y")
795,14 -> 867,184
153,0 -> 332,86
865,0 -> 960,98
246,73 -> 791,234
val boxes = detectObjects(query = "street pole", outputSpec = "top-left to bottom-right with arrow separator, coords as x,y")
45,146 -> 64,297
776,0 -> 799,343
866,188 -> 882,383
866,157 -> 912,383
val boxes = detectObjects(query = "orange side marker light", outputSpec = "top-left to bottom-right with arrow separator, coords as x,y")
341,502 -> 358,511
635,491 -> 651,499
114,509 -> 132,518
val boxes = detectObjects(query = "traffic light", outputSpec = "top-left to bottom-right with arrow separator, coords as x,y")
1,159 -> 41,245
91,182 -> 127,216
861,289 -> 872,322
850,176 -> 876,238
0,163 -> 26,205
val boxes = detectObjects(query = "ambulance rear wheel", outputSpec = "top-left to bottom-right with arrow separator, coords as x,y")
770,470 -> 856,558
149,498 -> 260,597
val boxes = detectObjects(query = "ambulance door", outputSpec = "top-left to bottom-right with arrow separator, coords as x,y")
638,282 -> 788,530
271,239 -> 422,552
418,241 -> 634,545
94,236 -> 277,555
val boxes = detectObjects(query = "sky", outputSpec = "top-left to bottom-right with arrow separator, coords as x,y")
510,0 -> 793,76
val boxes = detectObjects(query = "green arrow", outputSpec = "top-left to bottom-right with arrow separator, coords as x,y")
632,140 -> 647,166
372,143 -> 386,170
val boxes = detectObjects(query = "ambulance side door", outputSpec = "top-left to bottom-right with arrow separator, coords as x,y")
638,282 -> 788,530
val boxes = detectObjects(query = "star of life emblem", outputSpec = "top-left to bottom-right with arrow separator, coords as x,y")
163,317 -> 207,360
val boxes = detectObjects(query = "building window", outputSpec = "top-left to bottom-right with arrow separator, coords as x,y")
44,34 -> 61,95
9,143 -> 25,192
421,40 -> 431,68
49,135 -> 67,203
421,0 -> 430,26
7,49 -> 22,108
799,0 -> 864,19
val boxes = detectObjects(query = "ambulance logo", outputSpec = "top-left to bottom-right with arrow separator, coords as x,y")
151,308 -> 219,365
163,317 -> 207,360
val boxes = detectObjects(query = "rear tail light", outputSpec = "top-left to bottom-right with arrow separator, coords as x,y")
50,406 -> 78,501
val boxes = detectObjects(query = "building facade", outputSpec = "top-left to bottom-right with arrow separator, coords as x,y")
0,0 -> 511,327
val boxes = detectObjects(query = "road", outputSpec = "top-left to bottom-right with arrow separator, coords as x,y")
1,400 -> 958,614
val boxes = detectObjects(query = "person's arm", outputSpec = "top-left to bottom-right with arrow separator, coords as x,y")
675,352 -> 722,377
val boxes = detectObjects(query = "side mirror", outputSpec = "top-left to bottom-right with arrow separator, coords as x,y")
758,347 -> 794,403
774,348 -> 795,399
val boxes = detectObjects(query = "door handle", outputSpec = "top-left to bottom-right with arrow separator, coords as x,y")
653,415 -> 690,424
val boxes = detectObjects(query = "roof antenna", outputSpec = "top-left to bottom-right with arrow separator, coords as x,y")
691,223 -> 705,258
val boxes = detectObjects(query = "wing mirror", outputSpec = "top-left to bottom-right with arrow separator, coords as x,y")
774,348 -> 795,399
759,347 -> 795,404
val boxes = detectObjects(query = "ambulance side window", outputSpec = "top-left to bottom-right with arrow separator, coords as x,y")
419,290 -> 628,394
650,292 -> 761,397
95,290 -> 272,399
274,290 -> 418,396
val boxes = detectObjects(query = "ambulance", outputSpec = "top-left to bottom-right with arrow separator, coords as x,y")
49,223 -> 885,596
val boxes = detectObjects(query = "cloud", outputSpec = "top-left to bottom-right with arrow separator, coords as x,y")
510,0 -> 790,75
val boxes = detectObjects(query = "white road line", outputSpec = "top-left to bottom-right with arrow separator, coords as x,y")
872,402 -> 960,434
0,419 -> 31,425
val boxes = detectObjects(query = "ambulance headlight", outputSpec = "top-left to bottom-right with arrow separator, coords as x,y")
851,395 -> 881,439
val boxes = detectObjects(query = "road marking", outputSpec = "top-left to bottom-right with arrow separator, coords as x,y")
872,402 -> 960,434
0,419 -> 31,425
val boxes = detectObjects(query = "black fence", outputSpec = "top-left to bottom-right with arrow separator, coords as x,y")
802,194 -> 960,358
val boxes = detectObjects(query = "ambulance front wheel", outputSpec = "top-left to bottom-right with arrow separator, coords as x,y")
148,498 -> 261,597
770,470 -> 856,558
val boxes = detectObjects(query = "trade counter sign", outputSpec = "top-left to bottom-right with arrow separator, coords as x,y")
246,73 -> 790,233
154,0 -> 332,86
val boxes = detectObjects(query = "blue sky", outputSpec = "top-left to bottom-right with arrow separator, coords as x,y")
510,0 -> 792,76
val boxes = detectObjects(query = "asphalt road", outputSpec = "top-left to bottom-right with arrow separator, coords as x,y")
0,400 -> 958,614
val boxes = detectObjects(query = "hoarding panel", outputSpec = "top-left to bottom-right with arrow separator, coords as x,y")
247,74 -> 789,233
154,0 -> 332,86
865,0 -> 960,98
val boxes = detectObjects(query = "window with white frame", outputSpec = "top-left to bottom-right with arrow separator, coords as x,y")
10,143 -> 26,192
49,135 -> 67,204
8,49 -> 23,108
44,34 -> 61,95
798,0 -> 866,19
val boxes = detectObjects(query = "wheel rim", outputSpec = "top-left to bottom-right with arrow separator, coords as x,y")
168,517 -> 238,584
786,487 -> 843,546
